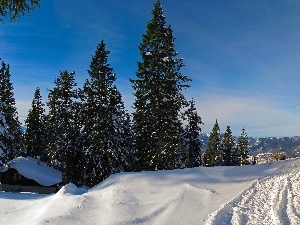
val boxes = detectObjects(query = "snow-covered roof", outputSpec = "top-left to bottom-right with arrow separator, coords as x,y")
8,157 -> 62,186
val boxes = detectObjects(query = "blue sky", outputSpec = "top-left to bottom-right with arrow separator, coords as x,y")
1,0 -> 300,137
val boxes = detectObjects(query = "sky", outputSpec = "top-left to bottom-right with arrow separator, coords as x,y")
1,0 -> 300,137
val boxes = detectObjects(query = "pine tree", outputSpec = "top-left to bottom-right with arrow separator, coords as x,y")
203,120 -> 221,167
233,127 -> 250,166
232,146 -> 239,166
0,111 -> 9,164
79,41 -> 134,187
130,1 -> 190,171
184,99 -> 203,167
0,60 -> 23,163
220,126 -> 235,166
46,70 -> 82,185
24,87 -> 47,159
0,0 -> 40,22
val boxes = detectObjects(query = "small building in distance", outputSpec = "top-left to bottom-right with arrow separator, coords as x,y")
0,157 -> 62,194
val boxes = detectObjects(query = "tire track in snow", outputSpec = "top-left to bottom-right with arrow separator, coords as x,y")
278,178 -> 290,224
207,160 -> 300,225
286,170 -> 300,224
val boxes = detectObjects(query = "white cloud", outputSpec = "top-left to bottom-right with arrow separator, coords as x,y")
191,92 -> 300,137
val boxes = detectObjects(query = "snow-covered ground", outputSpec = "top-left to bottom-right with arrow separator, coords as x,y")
0,159 -> 299,225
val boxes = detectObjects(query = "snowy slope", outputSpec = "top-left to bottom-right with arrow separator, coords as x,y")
207,160 -> 300,225
0,159 -> 299,225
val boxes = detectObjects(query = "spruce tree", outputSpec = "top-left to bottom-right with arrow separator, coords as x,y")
203,119 -> 221,167
0,60 -> 23,162
79,41 -> 133,187
24,87 -> 47,159
46,70 -> 82,185
130,1 -> 190,171
220,126 -> 235,166
0,0 -> 40,22
232,146 -> 239,166
233,127 -> 250,166
184,99 -> 203,167
0,111 -> 8,164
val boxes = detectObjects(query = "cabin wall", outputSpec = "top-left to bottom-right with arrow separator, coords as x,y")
0,184 -> 57,194
0,168 -> 58,194
1,168 -> 41,186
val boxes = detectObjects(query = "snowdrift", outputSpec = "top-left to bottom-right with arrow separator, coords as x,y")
0,159 -> 298,225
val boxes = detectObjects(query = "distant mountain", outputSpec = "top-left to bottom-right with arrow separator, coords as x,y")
199,132 -> 210,149
199,133 -> 300,158
248,136 -> 300,157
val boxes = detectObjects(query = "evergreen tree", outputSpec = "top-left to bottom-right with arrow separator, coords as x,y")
233,127 -> 250,166
203,120 -> 221,167
184,99 -> 203,167
79,41 -> 134,187
0,111 -> 8,164
24,87 -> 47,159
130,1 -> 190,171
0,0 -> 40,22
220,126 -> 235,166
232,146 -> 239,166
46,70 -> 82,185
0,60 -> 23,162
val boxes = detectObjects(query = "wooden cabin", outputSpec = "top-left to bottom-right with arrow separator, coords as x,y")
0,157 -> 62,194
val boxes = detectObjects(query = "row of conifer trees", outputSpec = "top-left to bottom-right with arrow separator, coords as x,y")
0,1 -> 249,188
203,120 -> 250,167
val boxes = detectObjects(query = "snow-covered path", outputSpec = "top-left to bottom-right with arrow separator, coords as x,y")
207,160 -> 300,225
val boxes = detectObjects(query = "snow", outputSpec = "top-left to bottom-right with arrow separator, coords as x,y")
162,56 -> 169,62
8,157 -> 62,186
206,160 -> 300,225
56,183 -> 88,196
0,159 -> 299,225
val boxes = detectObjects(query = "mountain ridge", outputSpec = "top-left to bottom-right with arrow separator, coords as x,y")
199,133 -> 300,157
